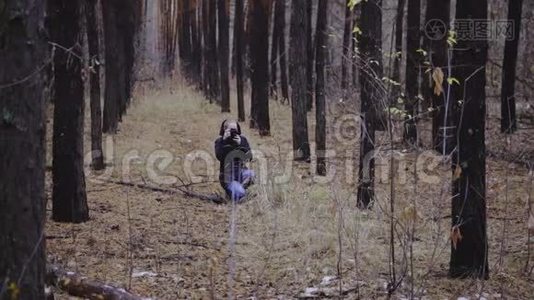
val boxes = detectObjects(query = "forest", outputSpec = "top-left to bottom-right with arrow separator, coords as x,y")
1,0 -> 534,299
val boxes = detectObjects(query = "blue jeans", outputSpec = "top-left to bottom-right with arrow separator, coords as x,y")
224,169 -> 255,201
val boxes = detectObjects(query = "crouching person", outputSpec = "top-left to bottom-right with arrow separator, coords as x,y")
215,120 -> 255,201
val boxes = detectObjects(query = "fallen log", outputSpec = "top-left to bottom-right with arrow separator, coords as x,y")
46,265 -> 149,300
101,179 -> 226,204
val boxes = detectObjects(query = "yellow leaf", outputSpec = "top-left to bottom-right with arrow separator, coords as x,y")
400,205 -> 418,223
453,165 -> 462,180
451,226 -> 463,250
432,67 -> 444,96
8,282 -> 19,300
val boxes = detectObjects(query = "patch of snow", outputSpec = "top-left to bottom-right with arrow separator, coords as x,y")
132,271 -> 158,278
320,276 -> 337,286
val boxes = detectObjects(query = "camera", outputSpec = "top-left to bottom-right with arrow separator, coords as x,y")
230,128 -> 239,138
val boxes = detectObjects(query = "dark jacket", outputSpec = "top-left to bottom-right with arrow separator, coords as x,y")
214,136 -> 252,185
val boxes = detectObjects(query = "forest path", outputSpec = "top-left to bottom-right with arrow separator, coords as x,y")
45,81 -> 534,299
45,80 -> 308,299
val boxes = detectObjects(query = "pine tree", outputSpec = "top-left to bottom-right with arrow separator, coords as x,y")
0,0 -> 47,297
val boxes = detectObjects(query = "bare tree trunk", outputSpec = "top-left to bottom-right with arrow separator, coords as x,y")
50,0 -> 89,223
357,0 -> 382,208
341,0 -> 352,98
270,0 -> 282,98
305,0 -> 314,111
0,1 -> 47,297
290,0 -> 311,161
403,0 -> 420,145
235,0 -> 246,121
425,0 -> 452,154
449,0 -> 489,279
278,0 -> 290,102
250,0 -> 272,135
392,0 -> 405,98
102,0 -> 138,133
315,0 -> 328,175
219,0 -> 231,112
85,0 -> 105,170
500,0 -> 523,133
202,0 -> 211,97
208,0 -> 221,102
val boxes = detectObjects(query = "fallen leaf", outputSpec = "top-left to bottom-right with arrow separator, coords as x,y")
451,226 -> 463,250
432,67 -> 444,96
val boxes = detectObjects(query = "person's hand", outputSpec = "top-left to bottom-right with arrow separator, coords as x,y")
232,134 -> 241,145
223,129 -> 232,141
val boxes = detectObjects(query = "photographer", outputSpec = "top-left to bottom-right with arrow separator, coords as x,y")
214,120 -> 255,201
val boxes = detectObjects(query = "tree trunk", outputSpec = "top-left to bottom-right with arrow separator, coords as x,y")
341,0 -> 352,98
102,0 -> 137,133
218,0 -> 231,112
202,0 -> 211,97
250,0 -> 272,136
449,0 -> 489,279
85,0 -> 105,170
235,0 -> 246,121
500,0 -> 523,133
392,0 -> 405,99
305,0 -> 314,111
50,0 -> 89,223
351,6 -> 359,88
278,0 -> 290,103
270,0 -> 282,98
208,0 -> 220,102
403,0 -> 420,145
425,0 -> 452,154
315,0 -> 328,175
290,0 -> 311,161
0,1 -> 47,297
357,0 -> 382,208
191,0 -> 202,86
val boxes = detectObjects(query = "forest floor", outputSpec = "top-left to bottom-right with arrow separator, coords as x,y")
45,79 -> 534,299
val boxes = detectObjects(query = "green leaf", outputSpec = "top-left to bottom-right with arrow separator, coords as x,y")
348,0 -> 363,10
416,48 -> 428,56
447,30 -> 457,47
447,77 -> 460,85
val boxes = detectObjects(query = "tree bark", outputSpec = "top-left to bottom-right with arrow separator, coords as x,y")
50,0 -> 89,223
0,1 -> 47,297
278,0 -> 290,103
250,0 -> 272,136
500,0 -> 523,133
305,0 -> 314,111
85,0 -> 105,170
202,0 -> 211,97
290,0 -> 311,161
392,0 -> 405,100
403,0 -> 420,145
208,0 -> 220,102
425,0 -> 452,154
270,0 -> 282,98
315,0 -> 328,175
219,0 -> 231,112
102,0 -> 138,133
357,0 -> 382,208
449,0 -> 489,279
341,0 -> 352,98
235,0 -> 246,121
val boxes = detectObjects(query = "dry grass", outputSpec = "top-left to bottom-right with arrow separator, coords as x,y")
45,79 -> 534,299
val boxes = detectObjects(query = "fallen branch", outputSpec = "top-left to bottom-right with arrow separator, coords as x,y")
100,179 -> 226,204
46,265 -> 149,300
